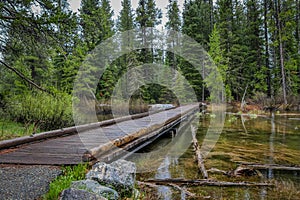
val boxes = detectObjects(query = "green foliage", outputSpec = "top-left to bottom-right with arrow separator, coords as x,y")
0,0 -> 299,122
136,0 -> 162,28
182,0 -> 213,50
7,92 -> 73,131
117,0 -> 135,31
0,120 -> 38,140
80,0 -> 114,51
208,24 -> 231,101
166,0 -> 181,31
44,163 -> 88,200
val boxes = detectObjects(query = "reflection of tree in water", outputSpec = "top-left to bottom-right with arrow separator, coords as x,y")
155,156 -> 172,200
268,113 -> 275,179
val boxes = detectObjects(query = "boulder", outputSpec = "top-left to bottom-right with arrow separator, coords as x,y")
86,159 -> 136,194
71,180 -> 118,200
59,188 -> 106,200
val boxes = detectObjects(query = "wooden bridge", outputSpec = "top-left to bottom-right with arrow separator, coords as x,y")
0,104 -> 198,165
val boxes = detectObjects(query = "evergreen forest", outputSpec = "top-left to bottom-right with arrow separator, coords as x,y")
0,0 -> 299,133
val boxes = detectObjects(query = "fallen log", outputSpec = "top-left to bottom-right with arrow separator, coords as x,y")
191,125 -> 208,179
146,178 -> 273,187
236,162 -> 300,171
289,118 -> 300,120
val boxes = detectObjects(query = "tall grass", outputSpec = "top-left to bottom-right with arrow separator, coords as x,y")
0,120 -> 38,140
7,92 -> 74,131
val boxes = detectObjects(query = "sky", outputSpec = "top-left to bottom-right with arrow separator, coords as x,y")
69,0 -> 185,29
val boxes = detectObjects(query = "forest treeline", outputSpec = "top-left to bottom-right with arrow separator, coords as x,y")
0,0 -> 299,130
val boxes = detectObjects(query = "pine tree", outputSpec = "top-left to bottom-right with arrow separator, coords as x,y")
264,0 -> 272,97
269,0 -> 299,103
136,0 -> 162,63
99,0 -> 115,40
1,0 -> 78,94
181,0 -> 214,101
80,0 -> 114,51
166,0 -> 181,71
117,0 -> 139,99
245,0 -> 265,93
182,0 -> 213,50
208,24 -> 231,101
79,0 -> 101,50
117,0 -> 135,32
135,0 -> 162,103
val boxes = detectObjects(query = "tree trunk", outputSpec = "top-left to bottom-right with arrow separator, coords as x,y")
264,0 -> 271,97
296,0 -> 300,92
274,0 -> 287,105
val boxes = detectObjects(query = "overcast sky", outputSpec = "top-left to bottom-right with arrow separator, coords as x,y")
69,0 -> 185,29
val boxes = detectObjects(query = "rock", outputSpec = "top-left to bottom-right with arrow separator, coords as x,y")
71,180 -> 118,200
59,188 -> 106,200
86,159 -> 136,194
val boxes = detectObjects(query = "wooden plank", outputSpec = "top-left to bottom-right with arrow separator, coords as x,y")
0,104 -> 199,165
0,109 -> 163,150
86,104 -> 198,160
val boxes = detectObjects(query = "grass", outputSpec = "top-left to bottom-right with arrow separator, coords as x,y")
0,120 -> 39,140
43,163 -> 89,200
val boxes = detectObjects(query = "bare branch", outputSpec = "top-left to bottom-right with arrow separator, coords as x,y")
0,60 -> 50,94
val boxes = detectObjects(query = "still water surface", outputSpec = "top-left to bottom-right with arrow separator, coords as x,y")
128,112 -> 300,199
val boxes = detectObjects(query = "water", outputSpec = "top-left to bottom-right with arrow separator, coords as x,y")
129,112 -> 300,199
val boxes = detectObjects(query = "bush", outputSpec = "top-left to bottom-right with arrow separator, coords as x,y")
7,91 -> 74,131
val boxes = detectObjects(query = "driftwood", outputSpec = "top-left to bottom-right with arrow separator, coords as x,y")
191,125 -> 208,179
236,162 -> 300,171
137,181 -> 196,197
146,178 -> 273,187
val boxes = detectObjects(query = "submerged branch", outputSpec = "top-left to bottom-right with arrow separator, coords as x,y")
137,181 -> 196,197
191,125 -> 208,179
236,162 -> 300,171
145,178 -> 273,187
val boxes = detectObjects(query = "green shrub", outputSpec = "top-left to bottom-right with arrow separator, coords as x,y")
7,91 -> 74,131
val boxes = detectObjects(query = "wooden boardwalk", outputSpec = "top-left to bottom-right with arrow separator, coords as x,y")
0,104 -> 198,165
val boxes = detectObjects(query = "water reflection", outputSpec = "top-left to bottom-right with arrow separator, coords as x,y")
268,112 -> 275,179
132,112 -> 300,199
155,156 -> 172,200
